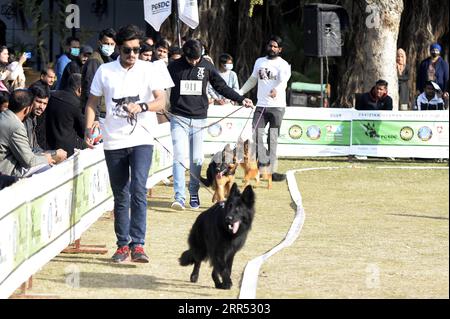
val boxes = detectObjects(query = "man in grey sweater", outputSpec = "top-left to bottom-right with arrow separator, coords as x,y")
0,89 -> 56,177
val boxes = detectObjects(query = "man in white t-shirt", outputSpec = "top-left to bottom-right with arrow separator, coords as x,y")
240,35 -> 291,180
84,25 -> 174,264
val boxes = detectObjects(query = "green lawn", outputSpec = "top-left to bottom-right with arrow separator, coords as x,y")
25,159 -> 448,299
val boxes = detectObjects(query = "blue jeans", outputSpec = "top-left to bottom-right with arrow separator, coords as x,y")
170,115 -> 206,203
104,145 -> 153,248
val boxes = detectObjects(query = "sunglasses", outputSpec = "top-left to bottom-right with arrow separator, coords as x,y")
121,46 -> 140,54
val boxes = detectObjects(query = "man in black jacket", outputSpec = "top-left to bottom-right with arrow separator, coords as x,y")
167,39 -> 253,210
45,74 -> 85,157
356,79 -> 393,111
81,28 -> 116,119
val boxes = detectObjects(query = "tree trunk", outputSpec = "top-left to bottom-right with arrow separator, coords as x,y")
337,0 -> 403,109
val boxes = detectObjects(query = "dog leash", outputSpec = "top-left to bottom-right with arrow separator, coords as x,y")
148,132 -> 215,197
160,105 -> 247,133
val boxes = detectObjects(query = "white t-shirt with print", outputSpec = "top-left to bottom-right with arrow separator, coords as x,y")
90,59 -> 174,150
251,56 -> 291,108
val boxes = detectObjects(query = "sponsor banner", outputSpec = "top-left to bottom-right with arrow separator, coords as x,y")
0,125 -> 173,299
204,105 -> 448,158
352,111 -> 449,158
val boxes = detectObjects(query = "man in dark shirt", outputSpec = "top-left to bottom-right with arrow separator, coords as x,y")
167,39 -> 253,210
25,85 -> 50,152
356,79 -> 393,111
46,74 -> 85,157
59,45 -> 93,90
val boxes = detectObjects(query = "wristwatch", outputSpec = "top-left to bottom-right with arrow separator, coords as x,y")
139,102 -> 149,112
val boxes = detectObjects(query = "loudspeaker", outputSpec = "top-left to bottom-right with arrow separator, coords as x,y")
303,4 -> 348,57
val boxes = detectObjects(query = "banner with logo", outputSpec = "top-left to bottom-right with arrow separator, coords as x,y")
144,0 -> 172,31
0,125 -> 173,299
352,111 -> 449,158
178,0 -> 199,29
204,105 -> 449,159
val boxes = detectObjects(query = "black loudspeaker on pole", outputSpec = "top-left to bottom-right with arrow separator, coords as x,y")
303,4 -> 349,106
303,3 -> 349,58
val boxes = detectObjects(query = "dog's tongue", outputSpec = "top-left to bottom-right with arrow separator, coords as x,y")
232,221 -> 240,234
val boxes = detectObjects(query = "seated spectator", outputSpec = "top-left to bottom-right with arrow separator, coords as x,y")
25,85 -> 51,152
59,45 -> 93,89
46,74 -> 85,157
0,89 -> 55,177
138,43 -> 153,62
0,91 -> 9,112
356,79 -> 393,111
416,81 -> 445,110
0,46 -> 28,91
29,68 -> 57,92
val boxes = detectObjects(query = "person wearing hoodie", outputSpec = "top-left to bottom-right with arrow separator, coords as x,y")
356,79 -> 393,111
417,43 -> 449,99
81,28 -> 116,120
167,39 -> 253,211
415,81 -> 445,111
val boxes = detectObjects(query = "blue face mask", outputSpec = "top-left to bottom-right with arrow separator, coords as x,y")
100,44 -> 115,57
70,47 -> 80,57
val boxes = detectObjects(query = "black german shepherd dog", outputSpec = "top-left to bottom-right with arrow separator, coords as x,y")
179,183 -> 255,289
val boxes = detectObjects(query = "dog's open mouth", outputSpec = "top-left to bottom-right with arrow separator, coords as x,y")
228,220 -> 240,234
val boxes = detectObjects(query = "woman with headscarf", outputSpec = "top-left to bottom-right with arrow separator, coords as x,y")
397,48 -> 409,110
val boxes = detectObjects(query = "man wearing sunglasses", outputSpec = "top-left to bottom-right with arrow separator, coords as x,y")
84,25 -> 174,264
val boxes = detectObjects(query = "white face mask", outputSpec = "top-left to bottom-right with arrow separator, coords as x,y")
100,44 -> 115,57
225,63 -> 233,71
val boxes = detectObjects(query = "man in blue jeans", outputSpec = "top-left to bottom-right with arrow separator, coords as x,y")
84,25 -> 173,263
167,39 -> 253,210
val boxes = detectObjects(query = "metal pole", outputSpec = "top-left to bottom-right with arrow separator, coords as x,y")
174,0 -> 181,47
320,57 -> 324,107
49,0 -> 54,63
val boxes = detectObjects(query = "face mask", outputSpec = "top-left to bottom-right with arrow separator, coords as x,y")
225,63 -> 233,71
100,44 -> 115,57
70,48 -> 80,57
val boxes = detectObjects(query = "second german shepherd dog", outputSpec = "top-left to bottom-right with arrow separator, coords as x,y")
200,144 -> 237,202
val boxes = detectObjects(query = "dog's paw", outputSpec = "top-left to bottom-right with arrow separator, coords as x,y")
190,273 -> 199,283
215,282 -> 232,290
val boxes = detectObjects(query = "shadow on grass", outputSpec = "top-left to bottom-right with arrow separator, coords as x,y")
388,213 -> 449,221
52,255 -> 138,268
41,272 -> 216,296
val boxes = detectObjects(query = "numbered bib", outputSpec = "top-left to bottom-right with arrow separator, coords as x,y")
180,80 -> 202,96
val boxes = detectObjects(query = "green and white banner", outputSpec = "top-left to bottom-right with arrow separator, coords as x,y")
0,124 -> 173,299
204,105 -> 449,159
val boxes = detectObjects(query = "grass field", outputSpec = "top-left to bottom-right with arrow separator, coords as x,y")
25,158 -> 448,299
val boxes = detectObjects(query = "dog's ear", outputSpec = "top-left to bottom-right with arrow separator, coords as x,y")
241,185 -> 255,208
229,183 -> 240,197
